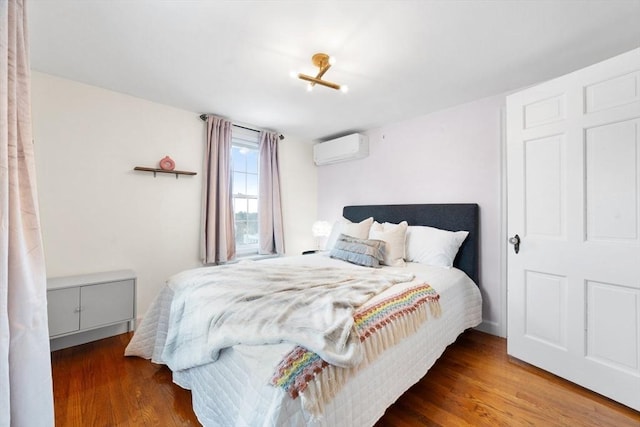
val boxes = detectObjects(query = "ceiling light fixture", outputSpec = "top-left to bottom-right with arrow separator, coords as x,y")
297,53 -> 347,92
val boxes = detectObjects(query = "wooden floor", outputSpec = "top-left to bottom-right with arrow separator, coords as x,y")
51,330 -> 640,426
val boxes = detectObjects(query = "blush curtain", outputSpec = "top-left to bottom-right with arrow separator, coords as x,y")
1,0 -> 55,425
201,115 -> 235,264
258,131 -> 284,255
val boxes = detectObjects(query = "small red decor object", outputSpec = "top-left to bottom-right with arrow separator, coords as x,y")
159,156 -> 175,171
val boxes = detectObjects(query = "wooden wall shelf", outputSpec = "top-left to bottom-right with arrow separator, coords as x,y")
134,166 -> 197,179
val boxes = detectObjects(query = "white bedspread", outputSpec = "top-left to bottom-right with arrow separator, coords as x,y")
161,262 -> 414,371
126,254 -> 482,426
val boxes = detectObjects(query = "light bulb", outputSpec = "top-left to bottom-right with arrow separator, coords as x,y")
289,70 -> 298,79
307,83 -> 314,92
328,56 -> 336,66
340,85 -> 349,93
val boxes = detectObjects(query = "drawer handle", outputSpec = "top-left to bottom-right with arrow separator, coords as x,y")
74,306 -> 83,313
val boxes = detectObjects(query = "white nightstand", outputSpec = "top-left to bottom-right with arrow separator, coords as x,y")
47,270 -> 136,350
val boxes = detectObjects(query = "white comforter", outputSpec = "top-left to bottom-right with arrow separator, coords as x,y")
126,254 -> 482,426
160,262 -> 414,371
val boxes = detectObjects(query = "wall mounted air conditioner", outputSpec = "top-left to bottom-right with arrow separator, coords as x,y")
313,133 -> 369,166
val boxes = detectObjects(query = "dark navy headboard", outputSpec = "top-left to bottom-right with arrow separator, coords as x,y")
343,204 -> 479,285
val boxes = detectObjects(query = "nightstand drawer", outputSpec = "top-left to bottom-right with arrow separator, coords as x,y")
80,279 -> 135,329
47,287 -> 80,336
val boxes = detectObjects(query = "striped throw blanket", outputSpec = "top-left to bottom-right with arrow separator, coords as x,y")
160,262 -> 415,372
270,284 -> 441,415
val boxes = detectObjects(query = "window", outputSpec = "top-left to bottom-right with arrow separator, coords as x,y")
231,128 -> 260,255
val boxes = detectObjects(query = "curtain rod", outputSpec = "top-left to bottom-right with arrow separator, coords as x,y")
199,114 -> 284,140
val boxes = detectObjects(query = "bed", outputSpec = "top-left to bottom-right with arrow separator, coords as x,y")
126,203 -> 482,426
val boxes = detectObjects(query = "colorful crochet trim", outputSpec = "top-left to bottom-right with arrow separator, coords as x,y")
270,284 -> 441,399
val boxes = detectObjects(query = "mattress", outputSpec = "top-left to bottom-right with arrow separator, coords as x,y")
126,253 -> 482,426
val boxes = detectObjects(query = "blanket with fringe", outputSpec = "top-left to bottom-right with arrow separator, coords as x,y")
270,284 -> 441,415
160,261 -> 415,372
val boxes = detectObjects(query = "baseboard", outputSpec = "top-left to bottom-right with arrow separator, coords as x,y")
50,323 -> 129,351
474,320 -> 505,338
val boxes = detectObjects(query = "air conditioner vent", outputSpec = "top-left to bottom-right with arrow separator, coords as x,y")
313,134 -> 369,166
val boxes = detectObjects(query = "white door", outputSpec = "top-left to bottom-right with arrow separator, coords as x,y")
507,48 -> 640,411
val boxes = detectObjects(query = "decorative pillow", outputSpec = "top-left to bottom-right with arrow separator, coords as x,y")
330,234 -> 385,268
369,221 -> 408,267
325,217 -> 374,250
405,225 -> 469,268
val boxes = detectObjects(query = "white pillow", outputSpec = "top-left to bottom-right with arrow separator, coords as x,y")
369,221 -> 408,267
326,217 -> 374,250
406,225 -> 469,268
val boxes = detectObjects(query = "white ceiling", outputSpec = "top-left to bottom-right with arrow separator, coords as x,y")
28,0 -> 640,141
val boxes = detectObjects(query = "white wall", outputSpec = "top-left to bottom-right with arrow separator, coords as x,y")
31,72 -> 317,318
317,93 -> 506,336
279,134 -> 319,256
30,71 -> 505,335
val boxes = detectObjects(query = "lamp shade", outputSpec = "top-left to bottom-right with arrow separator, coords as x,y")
312,220 -> 332,237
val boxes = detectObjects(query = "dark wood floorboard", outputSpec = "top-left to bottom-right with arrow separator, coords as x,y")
51,330 -> 640,426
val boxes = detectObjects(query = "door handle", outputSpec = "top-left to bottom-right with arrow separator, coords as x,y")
509,234 -> 520,254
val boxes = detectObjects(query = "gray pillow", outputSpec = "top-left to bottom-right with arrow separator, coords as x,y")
330,234 -> 386,268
